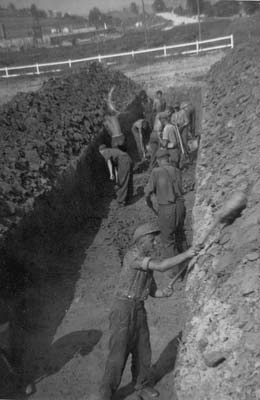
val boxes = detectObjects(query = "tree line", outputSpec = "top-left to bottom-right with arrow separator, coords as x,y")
1,2 -> 86,20
152,0 -> 260,17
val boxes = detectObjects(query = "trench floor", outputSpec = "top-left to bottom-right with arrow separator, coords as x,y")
18,163 -> 195,400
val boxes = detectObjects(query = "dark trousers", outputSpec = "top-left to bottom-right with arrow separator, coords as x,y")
158,200 -> 187,259
117,156 -> 133,204
179,126 -> 190,157
167,148 -> 180,169
149,133 -> 159,170
158,203 -> 177,258
100,298 -> 151,399
175,199 -> 187,253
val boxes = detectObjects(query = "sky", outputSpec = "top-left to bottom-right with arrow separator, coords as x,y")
0,0 -> 155,15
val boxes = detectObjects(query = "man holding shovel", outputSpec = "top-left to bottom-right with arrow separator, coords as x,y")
144,149 -> 186,261
97,223 -> 196,400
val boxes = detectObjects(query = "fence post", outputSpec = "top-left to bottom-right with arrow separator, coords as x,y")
98,55 -> 102,63
132,50 -> 135,58
163,45 -> 167,57
196,40 -> 199,55
36,64 -> 40,75
5,67 -> 9,78
230,34 -> 234,49
68,59 -> 72,68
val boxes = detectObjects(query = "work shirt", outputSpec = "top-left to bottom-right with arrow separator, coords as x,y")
162,123 -> 178,148
115,247 -> 157,301
101,148 -> 130,167
153,115 -> 162,133
171,109 -> 189,128
145,164 -> 183,205
152,97 -> 166,114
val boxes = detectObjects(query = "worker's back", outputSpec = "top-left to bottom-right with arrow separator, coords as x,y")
147,164 -> 182,205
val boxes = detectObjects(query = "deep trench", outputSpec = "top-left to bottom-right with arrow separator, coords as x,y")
0,85 -> 203,400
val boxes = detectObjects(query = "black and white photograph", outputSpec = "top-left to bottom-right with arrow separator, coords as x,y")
0,0 -> 259,399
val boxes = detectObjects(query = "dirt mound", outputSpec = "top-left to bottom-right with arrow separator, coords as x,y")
0,64 -> 139,239
175,41 -> 260,399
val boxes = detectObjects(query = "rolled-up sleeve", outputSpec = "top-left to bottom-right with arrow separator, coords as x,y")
131,255 -> 151,271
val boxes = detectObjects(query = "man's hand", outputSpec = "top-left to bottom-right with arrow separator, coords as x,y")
110,174 -> 115,181
192,243 -> 204,254
185,248 -> 197,259
162,287 -> 174,297
146,196 -> 155,211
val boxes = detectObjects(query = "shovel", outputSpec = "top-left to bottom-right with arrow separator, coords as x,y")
168,191 -> 248,289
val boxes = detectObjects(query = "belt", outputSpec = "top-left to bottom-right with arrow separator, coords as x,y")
116,295 -> 145,304
167,146 -> 177,150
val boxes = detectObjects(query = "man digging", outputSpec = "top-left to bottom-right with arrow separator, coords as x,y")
94,223 -> 196,400
145,149 -> 187,270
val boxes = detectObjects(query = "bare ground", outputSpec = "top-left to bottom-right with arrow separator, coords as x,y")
17,167 -> 195,400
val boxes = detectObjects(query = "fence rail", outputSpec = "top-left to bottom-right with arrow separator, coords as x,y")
0,34 -> 233,78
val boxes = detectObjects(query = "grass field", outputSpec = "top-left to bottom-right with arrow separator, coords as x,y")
0,18 -> 232,68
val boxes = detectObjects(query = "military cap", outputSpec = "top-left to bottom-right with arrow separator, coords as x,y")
133,223 -> 160,243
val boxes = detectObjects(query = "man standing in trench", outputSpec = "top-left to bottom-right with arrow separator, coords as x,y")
99,144 -> 133,206
144,149 -> 186,264
96,223 -> 196,400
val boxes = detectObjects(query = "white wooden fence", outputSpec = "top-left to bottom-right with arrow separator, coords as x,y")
0,34 -> 233,78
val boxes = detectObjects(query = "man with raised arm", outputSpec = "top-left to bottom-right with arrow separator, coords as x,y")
97,223 -> 196,400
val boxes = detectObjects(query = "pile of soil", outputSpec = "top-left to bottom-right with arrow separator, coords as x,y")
175,40 -> 260,399
0,63 -> 139,239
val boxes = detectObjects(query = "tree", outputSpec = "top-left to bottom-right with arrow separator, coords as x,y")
186,0 -> 205,15
152,0 -> 167,13
242,1 -> 260,15
30,4 -> 38,18
203,1 -> 214,16
130,1 -> 139,15
174,5 -> 186,16
213,1 -> 240,17
7,2 -> 16,13
88,7 -> 104,28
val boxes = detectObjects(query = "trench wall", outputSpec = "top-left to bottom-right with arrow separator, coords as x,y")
175,42 -> 260,399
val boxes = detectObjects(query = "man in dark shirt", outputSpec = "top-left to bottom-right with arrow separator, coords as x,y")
180,101 -> 196,138
145,149 -> 186,259
98,223 -> 196,400
99,144 -> 133,206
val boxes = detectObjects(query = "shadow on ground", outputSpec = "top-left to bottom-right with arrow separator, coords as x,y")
113,332 -> 182,400
0,179 -> 114,398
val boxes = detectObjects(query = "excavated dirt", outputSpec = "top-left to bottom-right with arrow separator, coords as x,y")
175,39 -> 260,399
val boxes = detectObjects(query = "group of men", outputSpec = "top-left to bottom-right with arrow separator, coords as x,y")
96,90 -> 199,400
99,89 -> 196,208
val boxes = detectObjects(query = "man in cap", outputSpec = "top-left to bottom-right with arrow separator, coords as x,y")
180,101 -> 196,139
170,102 -> 190,159
161,111 -> 181,168
148,108 -> 174,170
144,149 -> 186,259
98,223 -> 196,400
99,144 -> 133,206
